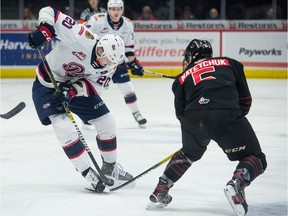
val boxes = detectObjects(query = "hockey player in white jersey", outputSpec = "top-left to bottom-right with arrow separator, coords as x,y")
28,6 -> 133,192
84,0 -> 147,128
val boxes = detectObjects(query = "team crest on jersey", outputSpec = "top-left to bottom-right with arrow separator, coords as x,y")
62,62 -> 85,77
100,27 -> 109,34
199,97 -> 210,105
85,31 -> 94,40
72,51 -> 87,61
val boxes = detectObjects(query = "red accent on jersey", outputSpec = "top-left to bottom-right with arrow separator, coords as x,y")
179,59 -> 230,85
54,10 -> 61,23
78,26 -> 84,35
37,65 -> 45,80
83,79 -> 98,95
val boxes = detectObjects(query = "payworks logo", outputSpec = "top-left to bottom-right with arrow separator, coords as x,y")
239,47 -> 281,57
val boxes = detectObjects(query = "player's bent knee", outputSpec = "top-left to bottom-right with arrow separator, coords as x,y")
117,82 -> 135,95
88,113 -> 116,139
49,114 -> 79,146
181,147 -> 205,162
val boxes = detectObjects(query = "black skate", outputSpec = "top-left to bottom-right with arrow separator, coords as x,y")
147,177 -> 173,210
132,111 -> 147,128
101,162 -> 134,188
224,175 -> 249,216
82,167 -> 106,193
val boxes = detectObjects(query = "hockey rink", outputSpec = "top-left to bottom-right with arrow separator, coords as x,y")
1,78 -> 287,216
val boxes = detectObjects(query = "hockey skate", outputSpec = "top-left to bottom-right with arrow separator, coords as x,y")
224,170 -> 250,216
147,177 -> 173,210
82,167 -> 106,193
132,111 -> 147,128
101,162 -> 134,188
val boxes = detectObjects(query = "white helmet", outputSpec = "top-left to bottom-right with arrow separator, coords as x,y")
107,0 -> 124,8
96,34 -> 125,64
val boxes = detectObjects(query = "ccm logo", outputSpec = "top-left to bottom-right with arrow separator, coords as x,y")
225,145 -> 246,153
41,30 -> 52,41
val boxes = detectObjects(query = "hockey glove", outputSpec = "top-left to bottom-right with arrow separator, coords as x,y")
127,58 -> 144,76
58,82 -> 78,104
28,22 -> 56,49
52,91 -> 66,110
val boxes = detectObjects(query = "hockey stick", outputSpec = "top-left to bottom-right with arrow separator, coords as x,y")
37,48 -> 114,186
0,102 -> 26,119
110,149 -> 179,191
143,70 -> 176,79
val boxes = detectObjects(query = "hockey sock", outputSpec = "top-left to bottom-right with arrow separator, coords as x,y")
50,114 -> 90,173
163,150 -> 192,183
124,92 -> 140,113
235,154 -> 266,183
96,136 -> 117,163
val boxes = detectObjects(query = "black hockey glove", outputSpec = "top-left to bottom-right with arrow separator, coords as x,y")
127,58 -> 144,76
28,22 -> 56,49
58,82 -> 78,104
52,91 -> 66,110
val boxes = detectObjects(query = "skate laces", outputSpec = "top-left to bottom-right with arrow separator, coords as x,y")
133,111 -> 144,121
84,168 -> 99,184
111,163 -> 129,179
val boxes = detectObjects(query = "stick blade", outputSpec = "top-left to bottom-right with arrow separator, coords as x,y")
0,102 -> 26,119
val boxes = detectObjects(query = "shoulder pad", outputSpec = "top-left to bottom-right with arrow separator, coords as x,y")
96,13 -> 106,18
124,17 -> 131,22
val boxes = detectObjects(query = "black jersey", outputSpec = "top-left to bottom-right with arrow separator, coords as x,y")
172,57 -> 252,119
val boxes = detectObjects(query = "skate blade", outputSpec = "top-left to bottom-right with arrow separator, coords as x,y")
139,123 -> 146,129
224,185 -> 246,216
107,178 -> 136,190
85,188 -> 108,194
146,201 -> 167,210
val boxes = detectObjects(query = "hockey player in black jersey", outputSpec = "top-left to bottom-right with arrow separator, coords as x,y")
148,39 -> 267,216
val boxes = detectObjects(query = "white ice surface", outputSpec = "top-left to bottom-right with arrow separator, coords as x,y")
0,78 -> 287,216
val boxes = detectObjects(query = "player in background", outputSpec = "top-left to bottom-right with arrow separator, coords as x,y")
147,39 -> 267,216
28,6 -> 133,192
79,0 -> 107,24
84,0 -> 147,128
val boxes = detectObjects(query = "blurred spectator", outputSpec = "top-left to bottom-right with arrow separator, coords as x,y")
181,6 -> 195,20
23,7 -> 36,20
155,1 -> 170,20
265,7 -> 274,19
193,3 -> 206,19
228,3 -> 246,19
79,0 -> 106,23
137,6 -> 157,20
207,8 -> 219,19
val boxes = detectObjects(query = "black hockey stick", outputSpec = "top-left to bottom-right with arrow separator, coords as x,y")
110,149 -> 179,191
37,48 -> 114,186
0,102 -> 26,119
143,70 -> 176,79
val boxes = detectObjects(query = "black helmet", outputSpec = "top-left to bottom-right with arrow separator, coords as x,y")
183,39 -> 213,67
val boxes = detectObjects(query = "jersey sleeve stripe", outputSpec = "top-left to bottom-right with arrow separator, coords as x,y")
125,44 -> 134,48
50,7 -> 61,23
83,79 -> 98,95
